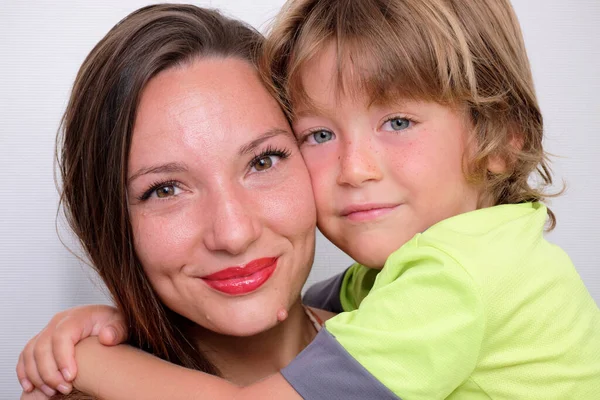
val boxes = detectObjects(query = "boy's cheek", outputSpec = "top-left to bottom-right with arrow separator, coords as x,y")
300,147 -> 337,183
313,189 -> 345,244
299,146 -> 341,223
307,170 -> 335,214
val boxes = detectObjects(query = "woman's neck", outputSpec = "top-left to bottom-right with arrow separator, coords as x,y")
191,298 -> 316,386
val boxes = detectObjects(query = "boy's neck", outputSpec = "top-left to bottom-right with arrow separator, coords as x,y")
190,298 -> 316,386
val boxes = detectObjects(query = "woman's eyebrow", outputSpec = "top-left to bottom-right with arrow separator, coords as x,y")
238,128 -> 291,156
128,162 -> 188,184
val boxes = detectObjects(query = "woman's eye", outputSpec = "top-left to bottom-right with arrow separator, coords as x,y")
308,130 -> 334,144
248,147 -> 291,174
137,181 -> 183,202
252,156 -> 276,171
155,185 -> 179,199
251,155 -> 277,172
383,117 -> 411,132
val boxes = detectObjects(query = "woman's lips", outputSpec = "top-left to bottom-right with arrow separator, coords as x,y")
201,257 -> 278,295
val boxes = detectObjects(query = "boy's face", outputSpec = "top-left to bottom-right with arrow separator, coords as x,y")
293,44 -> 483,268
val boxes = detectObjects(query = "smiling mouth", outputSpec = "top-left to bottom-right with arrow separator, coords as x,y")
340,204 -> 400,222
201,257 -> 278,296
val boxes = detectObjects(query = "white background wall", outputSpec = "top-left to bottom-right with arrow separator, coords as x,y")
1,0 -> 598,397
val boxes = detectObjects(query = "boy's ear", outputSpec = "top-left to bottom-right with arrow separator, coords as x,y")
487,130 -> 524,174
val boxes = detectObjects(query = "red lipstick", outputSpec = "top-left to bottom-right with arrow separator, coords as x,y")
340,203 -> 400,222
201,257 -> 278,295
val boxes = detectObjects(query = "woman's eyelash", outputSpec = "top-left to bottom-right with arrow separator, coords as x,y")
138,179 -> 180,201
249,145 -> 292,168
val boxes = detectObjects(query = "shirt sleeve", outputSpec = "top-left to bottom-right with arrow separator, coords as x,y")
285,241 -> 486,399
302,267 -> 348,313
303,263 -> 379,313
281,328 -> 401,400
339,263 -> 380,312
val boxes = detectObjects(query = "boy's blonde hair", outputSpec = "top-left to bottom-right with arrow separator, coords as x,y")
262,0 -> 558,227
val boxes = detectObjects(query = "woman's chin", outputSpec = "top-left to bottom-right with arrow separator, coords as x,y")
182,296 -> 294,337
203,310 -> 283,337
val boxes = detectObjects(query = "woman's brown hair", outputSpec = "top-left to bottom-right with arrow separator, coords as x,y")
262,0 -> 558,227
53,4 -> 263,397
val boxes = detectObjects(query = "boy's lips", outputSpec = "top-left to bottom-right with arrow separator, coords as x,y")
201,257 -> 278,295
340,203 -> 401,222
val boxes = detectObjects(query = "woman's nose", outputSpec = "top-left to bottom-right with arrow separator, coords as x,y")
203,190 -> 262,255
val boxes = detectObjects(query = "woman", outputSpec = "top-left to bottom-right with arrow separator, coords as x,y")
19,4 -> 333,398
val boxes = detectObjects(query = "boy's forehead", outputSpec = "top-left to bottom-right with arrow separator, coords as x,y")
291,64 -> 416,119
292,60 -> 374,116
314,42 -> 375,88
295,42 -> 346,101
291,40 -> 427,117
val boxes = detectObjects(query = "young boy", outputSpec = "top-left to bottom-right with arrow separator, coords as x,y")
18,0 -> 600,399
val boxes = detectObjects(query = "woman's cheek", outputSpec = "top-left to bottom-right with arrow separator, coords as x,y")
131,209 -> 195,275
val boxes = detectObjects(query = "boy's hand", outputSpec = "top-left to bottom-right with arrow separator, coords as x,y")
16,305 -> 127,396
20,388 -> 50,400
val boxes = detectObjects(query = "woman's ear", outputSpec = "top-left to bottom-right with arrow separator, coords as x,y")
487,130 -> 524,174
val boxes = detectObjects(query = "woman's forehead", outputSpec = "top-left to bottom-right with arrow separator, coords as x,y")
129,58 -> 291,173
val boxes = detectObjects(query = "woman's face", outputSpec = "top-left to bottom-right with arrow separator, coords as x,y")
127,57 -> 317,337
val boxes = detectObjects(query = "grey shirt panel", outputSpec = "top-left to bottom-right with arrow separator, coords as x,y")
281,328 -> 401,400
302,269 -> 348,313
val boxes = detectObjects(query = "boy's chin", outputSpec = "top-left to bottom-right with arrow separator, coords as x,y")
342,236 -> 411,270
345,248 -> 388,270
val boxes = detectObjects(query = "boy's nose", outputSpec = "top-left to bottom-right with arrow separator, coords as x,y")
203,189 -> 262,255
336,140 -> 383,187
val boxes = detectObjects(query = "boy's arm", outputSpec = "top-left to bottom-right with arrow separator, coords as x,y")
286,244 -> 486,400
74,244 -> 484,400
72,337 -> 301,400
303,263 -> 379,313
73,336 -> 394,400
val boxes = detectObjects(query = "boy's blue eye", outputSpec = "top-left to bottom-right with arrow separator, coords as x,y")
383,117 -> 411,131
311,130 -> 334,144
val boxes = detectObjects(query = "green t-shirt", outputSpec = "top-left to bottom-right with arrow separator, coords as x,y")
327,202 -> 600,399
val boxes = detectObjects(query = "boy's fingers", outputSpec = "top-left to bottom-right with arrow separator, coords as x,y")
98,317 -> 128,346
88,305 -> 128,346
23,339 -> 49,394
20,388 -> 51,400
17,304 -> 124,394
16,352 -> 33,393
52,315 -> 91,382
50,305 -> 123,381
33,334 -> 69,393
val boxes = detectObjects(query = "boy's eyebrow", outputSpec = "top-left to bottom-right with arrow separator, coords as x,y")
293,101 -> 334,118
238,128 -> 291,155
294,108 -> 317,118
128,162 -> 188,184
293,95 -> 415,119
